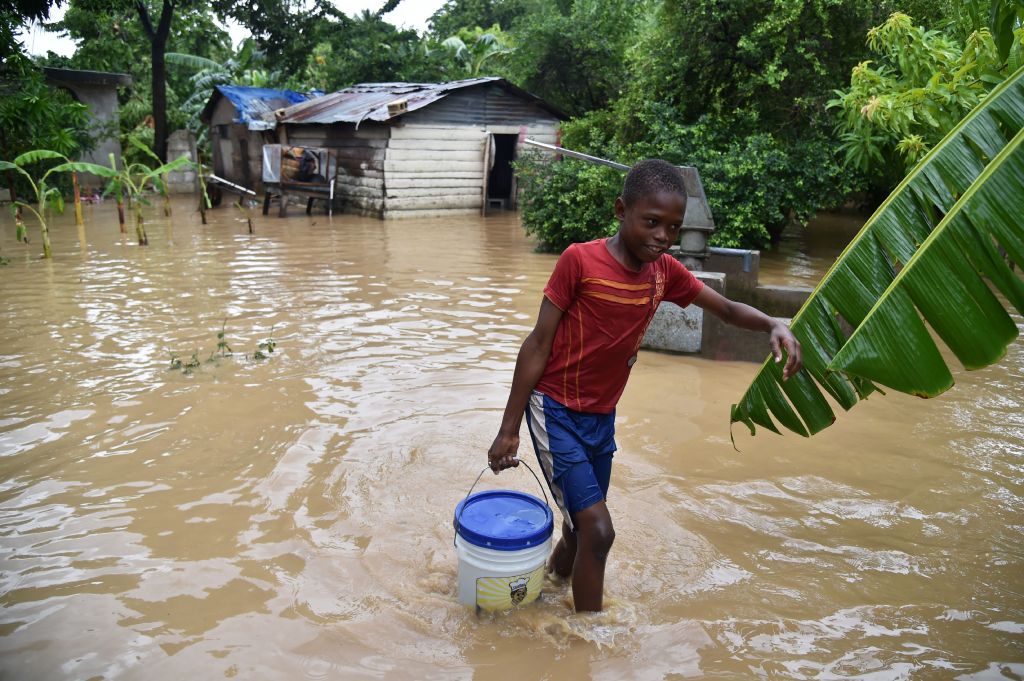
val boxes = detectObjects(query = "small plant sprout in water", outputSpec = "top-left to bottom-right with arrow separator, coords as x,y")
251,325 -> 277,361
168,349 -> 202,375
167,321 -> 277,374
216,319 -> 232,356
234,198 -> 255,234
196,154 -> 211,225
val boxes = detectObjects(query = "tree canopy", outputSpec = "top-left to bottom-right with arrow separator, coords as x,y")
6,0 -> 1022,249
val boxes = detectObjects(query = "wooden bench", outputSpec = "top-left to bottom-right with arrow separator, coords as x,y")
262,177 -> 336,217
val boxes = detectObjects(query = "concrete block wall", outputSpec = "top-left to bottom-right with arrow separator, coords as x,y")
641,272 -> 722,354
705,249 -> 760,294
642,250 -> 813,362
641,302 -> 703,353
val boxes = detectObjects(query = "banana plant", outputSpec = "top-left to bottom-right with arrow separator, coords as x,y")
0,150 -> 108,259
126,137 -> 173,216
52,155 -> 194,246
120,156 -> 194,245
731,65 -> 1024,439
70,167 -> 85,227
97,152 -> 128,232
439,30 -> 512,78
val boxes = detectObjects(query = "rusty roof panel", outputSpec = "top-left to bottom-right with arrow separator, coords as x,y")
276,77 -> 567,126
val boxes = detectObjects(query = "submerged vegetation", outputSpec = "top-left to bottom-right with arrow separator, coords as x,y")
168,320 -> 277,375
0,150 -> 79,258
45,153 -> 195,245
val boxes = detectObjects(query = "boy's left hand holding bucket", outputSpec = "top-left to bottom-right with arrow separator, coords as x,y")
487,433 -> 520,474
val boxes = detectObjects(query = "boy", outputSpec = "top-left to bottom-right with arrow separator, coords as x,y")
487,159 -> 802,612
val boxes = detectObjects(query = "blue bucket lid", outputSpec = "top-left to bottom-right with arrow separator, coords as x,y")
454,490 -> 553,551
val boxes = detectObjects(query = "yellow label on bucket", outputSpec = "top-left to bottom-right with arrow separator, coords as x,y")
476,567 -> 545,611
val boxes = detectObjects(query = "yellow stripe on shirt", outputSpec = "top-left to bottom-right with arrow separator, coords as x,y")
581,277 -> 650,292
581,290 -> 650,306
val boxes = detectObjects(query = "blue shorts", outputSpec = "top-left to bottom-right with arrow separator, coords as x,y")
524,391 -> 616,531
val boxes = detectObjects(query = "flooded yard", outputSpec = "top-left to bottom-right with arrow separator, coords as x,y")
1,199 -> 1022,679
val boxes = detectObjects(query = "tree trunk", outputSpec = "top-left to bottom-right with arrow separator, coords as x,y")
137,0 -> 175,162
151,38 -> 168,162
3,169 -> 18,205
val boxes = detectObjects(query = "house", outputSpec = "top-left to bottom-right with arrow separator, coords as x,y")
42,67 -> 132,187
273,77 -> 568,219
200,85 -> 317,194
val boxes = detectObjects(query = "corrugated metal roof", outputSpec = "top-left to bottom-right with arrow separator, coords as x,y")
43,67 -> 133,87
211,85 -> 318,130
276,77 -> 567,126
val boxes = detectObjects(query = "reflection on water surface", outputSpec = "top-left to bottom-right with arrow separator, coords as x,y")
0,200 -> 1022,679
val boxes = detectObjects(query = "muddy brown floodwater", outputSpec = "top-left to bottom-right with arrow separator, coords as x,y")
1,199 -> 1022,680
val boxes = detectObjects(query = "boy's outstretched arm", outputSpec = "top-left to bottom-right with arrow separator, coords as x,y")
487,297 -> 564,474
693,286 -> 803,380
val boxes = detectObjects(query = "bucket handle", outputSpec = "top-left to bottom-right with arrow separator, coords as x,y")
453,460 -> 550,548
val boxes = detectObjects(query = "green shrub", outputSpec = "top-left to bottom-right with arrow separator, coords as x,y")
516,105 -> 854,251
829,11 -> 1012,194
514,149 -> 622,253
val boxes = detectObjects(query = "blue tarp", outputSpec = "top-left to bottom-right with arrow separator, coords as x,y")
214,85 -> 317,130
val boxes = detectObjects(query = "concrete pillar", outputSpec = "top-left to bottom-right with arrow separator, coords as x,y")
166,130 -> 197,194
675,167 -> 716,270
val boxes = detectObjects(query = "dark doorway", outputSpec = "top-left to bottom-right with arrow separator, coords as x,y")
487,134 -> 517,209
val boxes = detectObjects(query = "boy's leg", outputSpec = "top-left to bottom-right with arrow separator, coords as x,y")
570,499 -> 614,612
548,520 -> 576,577
557,450 -> 614,611
525,392 -> 616,610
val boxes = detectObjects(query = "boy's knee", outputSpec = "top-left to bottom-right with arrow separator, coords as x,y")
592,520 -> 615,556
578,514 -> 615,557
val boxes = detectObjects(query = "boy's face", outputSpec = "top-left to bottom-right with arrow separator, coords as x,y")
614,190 -> 686,267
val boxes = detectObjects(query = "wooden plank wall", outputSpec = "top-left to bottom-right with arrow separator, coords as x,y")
383,124 -> 558,219
279,85 -> 564,219
383,85 -> 561,219
384,125 -> 487,219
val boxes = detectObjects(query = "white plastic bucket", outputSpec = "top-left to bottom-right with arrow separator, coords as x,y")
455,531 -> 551,610
453,465 -> 554,611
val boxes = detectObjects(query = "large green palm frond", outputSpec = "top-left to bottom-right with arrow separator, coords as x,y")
731,66 -> 1024,439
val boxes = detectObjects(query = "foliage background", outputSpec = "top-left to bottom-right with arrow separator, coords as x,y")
4,0 -> 1023,250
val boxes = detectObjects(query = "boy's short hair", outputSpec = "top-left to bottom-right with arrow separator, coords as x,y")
621,159 -> 686,207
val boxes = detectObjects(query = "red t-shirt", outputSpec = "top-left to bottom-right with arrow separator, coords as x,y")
536,238 -> 704,414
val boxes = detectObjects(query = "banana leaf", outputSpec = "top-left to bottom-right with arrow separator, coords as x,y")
165,52 -> 222,70
49,162 -> 120,179
140,155 -> 194,185
731,66 -> 1024,439
13,149 -> 66,166
831,127 -> 1024,392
